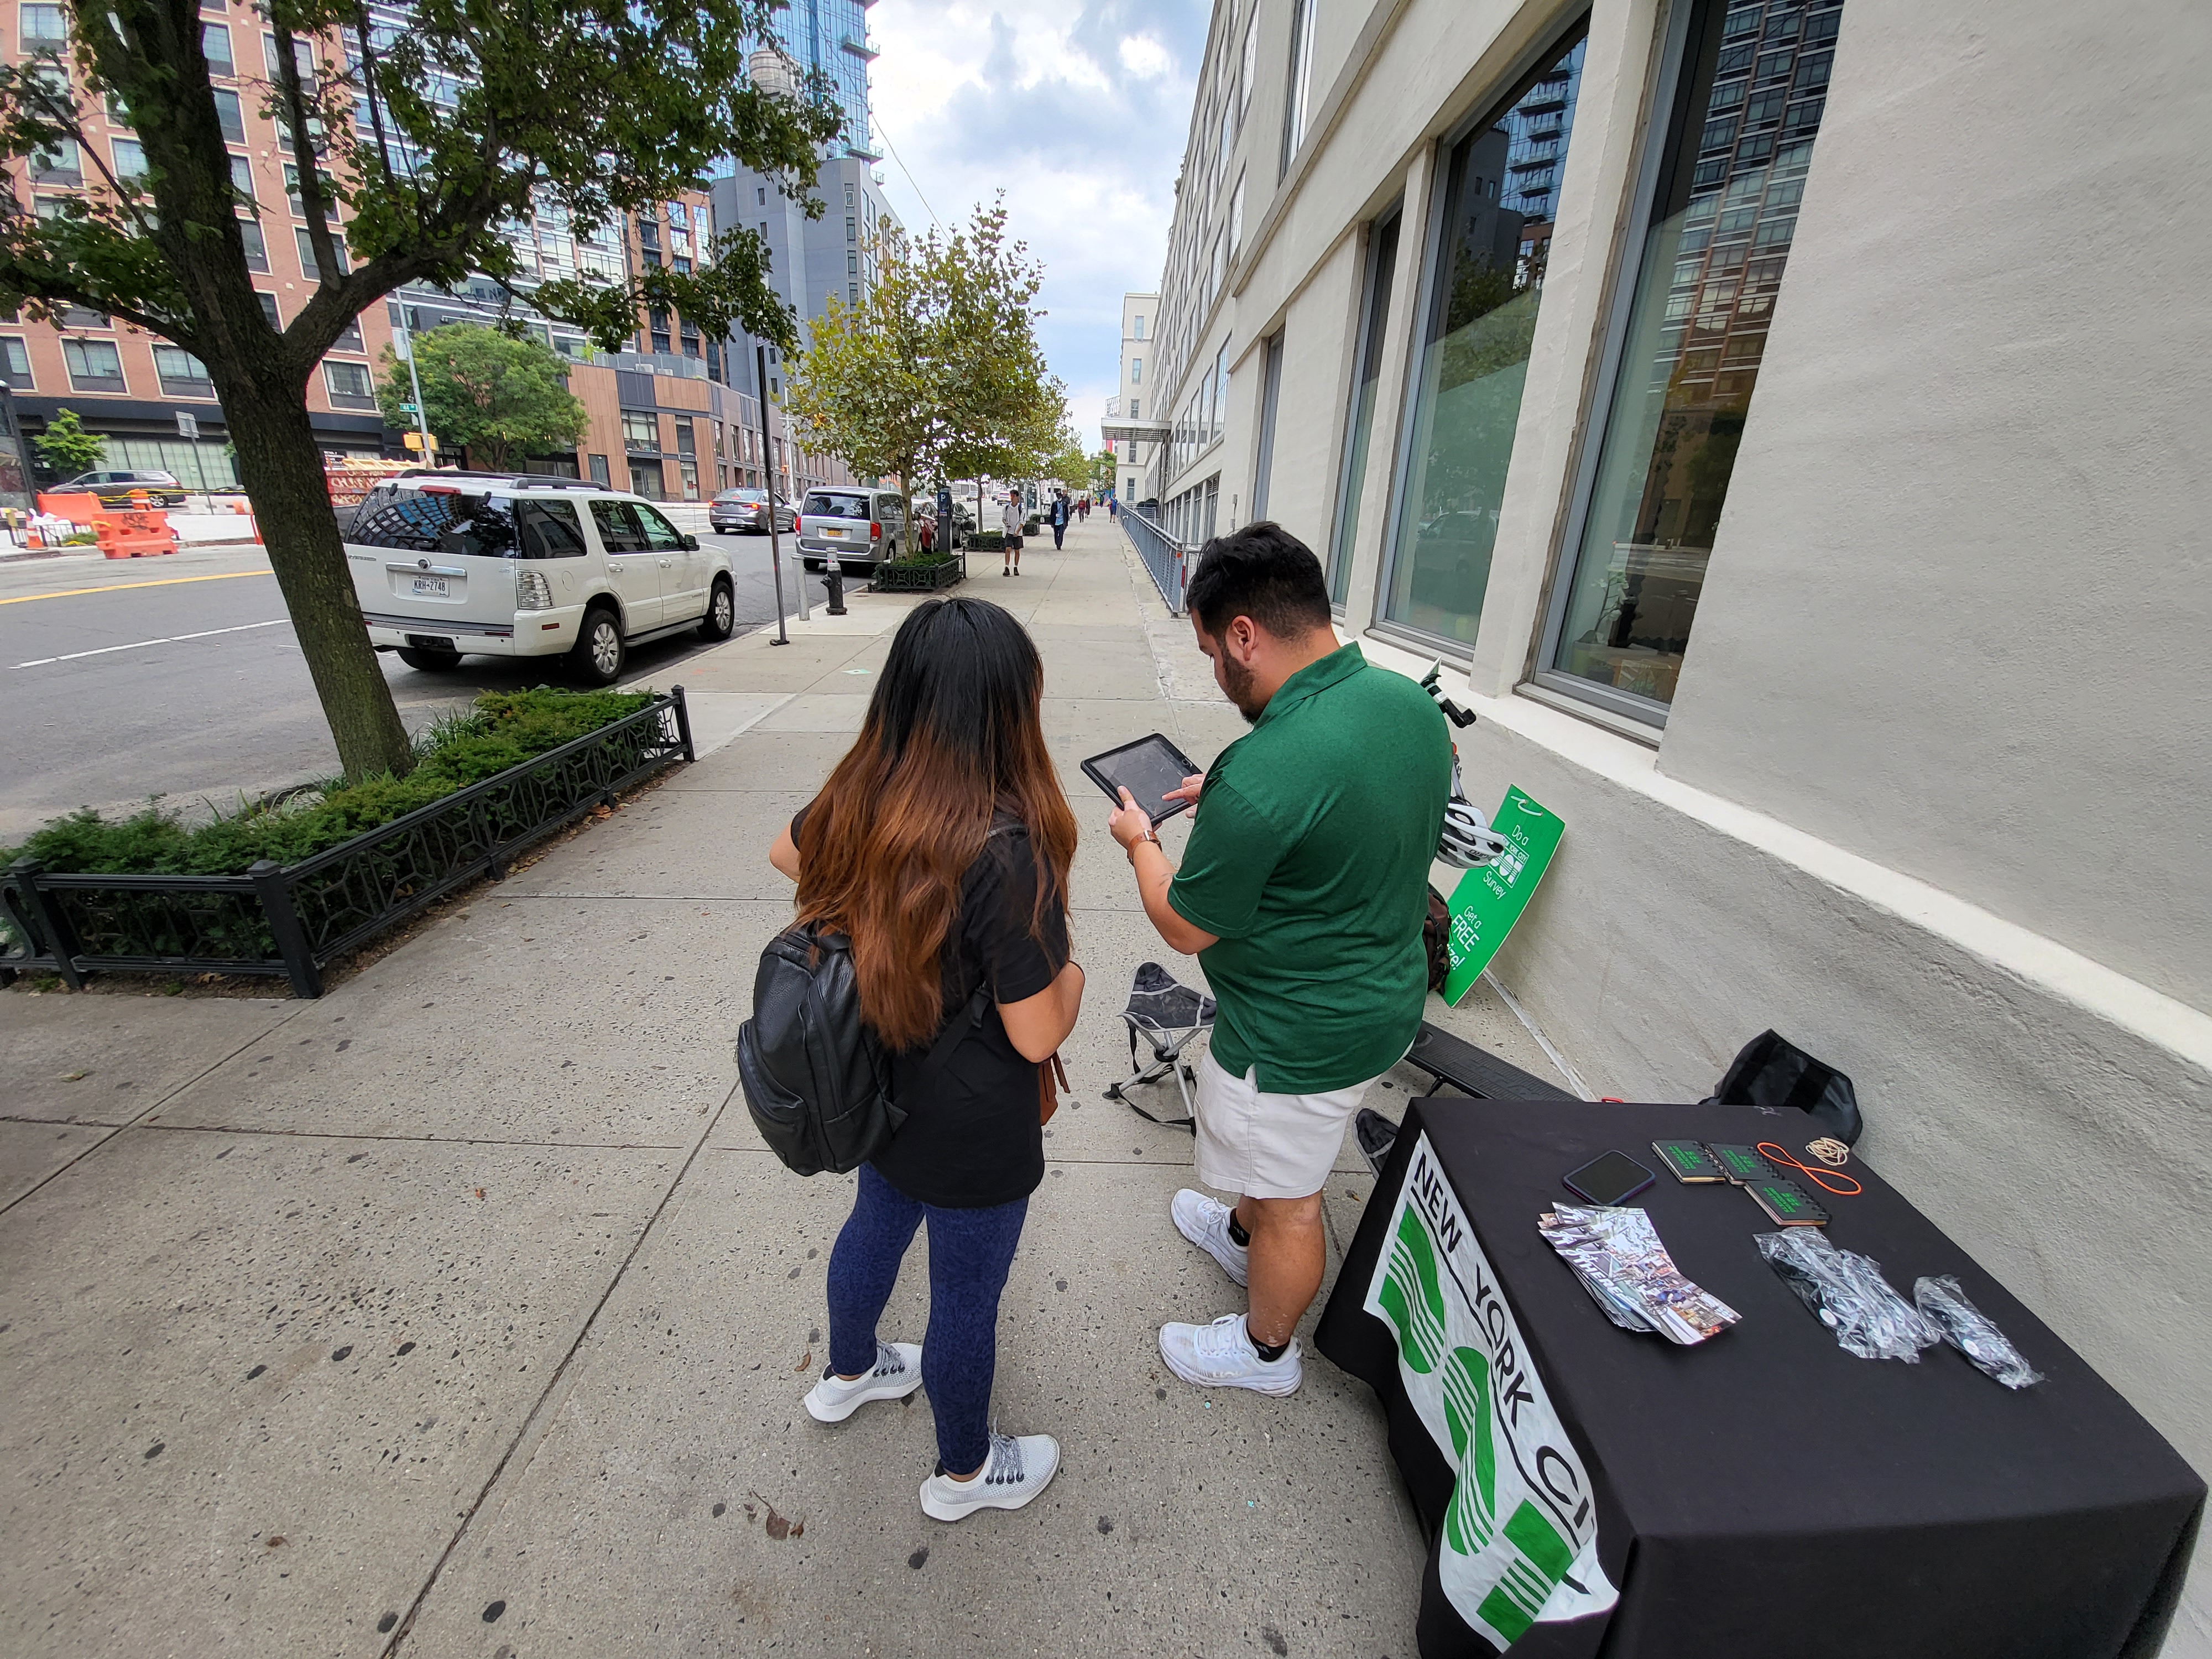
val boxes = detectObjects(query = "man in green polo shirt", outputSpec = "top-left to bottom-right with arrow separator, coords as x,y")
1108,521 -> 1449,1395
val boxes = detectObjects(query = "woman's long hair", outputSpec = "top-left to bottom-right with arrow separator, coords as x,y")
794,598 -> 1076,1050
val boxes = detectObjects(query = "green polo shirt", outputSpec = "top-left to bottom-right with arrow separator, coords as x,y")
1168,643 -> 1450,1092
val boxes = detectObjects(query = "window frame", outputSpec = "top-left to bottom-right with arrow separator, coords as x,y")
1324,202 -> 1401,610
1366,11 -> 1593,657
1530,0 -> 1737,727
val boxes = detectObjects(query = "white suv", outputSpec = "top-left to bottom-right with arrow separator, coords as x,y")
345,472 -> 737,685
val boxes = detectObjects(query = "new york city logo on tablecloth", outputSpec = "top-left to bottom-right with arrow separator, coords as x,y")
1367,1134 -> 1618,1651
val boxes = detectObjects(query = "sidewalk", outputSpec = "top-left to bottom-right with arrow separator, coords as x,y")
0,514 -> 1572,1656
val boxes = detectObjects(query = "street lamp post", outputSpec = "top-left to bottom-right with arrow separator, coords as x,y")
396,319 -> 435,467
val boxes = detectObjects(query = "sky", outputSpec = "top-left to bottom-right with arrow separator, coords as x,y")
863,0 -> 1212,454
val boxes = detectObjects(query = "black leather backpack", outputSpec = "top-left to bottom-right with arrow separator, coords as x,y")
738,921 -> 987,1176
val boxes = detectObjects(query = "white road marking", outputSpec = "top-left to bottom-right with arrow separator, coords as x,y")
14,618 -> 289,668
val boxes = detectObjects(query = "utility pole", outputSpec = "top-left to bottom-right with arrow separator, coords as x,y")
755,343 -> 789,645
397,317 -> 435,467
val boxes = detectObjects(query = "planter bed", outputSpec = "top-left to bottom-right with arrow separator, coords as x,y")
871,557 -> 965,593
1,688 -> 693,997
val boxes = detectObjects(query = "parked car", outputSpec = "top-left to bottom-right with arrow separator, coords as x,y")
345,469 -> 737,686
54,468 -> 189,508
709,486 -> 795,536
796,487 -> 908,573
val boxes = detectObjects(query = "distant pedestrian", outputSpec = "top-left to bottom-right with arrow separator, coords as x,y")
918,514 -> 936,555
936,482 -> 954,560
1108,497 -> 1119,520
1050,490 -> 1070,550
1001,491 -> 1024,575
1078,498 -> 1089,522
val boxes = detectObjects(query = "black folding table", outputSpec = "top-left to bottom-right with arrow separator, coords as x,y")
1314,1095 -> 2204,1658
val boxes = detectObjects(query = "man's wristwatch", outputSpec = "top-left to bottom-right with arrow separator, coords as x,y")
1126,826 -> 1160,862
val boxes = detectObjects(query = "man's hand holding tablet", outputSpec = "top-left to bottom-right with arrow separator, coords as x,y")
1081,732 -> 1203,826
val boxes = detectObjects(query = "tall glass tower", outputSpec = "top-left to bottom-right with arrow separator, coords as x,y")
773,0 -> 879,160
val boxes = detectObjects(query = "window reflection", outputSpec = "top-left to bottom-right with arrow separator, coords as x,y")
1383,32 -> 1586,646
1550,0 -> 1842,709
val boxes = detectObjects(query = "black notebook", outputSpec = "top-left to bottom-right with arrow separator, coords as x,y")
1652,1140 -> 1728,1183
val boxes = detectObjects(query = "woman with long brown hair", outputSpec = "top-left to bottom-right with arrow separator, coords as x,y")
768,597 -> 1083,1521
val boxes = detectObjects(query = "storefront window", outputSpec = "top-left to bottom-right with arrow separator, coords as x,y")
1546,0 -> 1841,713
1325,211 -> 1398,606
1381,28 -> 1587,647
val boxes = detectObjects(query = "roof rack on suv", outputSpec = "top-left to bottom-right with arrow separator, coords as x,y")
391,467 -> 605,491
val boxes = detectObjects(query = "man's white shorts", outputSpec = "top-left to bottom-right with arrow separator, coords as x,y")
1192,1050 -> 1385,1201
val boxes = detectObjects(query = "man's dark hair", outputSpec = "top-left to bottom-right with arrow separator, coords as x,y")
1185,521 -> 1333,639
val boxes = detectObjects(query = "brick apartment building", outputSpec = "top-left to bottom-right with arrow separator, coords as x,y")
5,0 -> 854,502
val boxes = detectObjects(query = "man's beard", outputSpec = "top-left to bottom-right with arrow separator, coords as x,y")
1222,653 -> 1264,723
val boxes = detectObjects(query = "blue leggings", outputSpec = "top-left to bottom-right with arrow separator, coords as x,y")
827,1162 -> 1027,1474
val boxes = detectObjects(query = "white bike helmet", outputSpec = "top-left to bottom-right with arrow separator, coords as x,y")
1437,755 -> 1509,868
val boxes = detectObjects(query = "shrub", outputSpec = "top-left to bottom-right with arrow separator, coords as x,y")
5,687 -> 656,878
970,529 -> 1004,551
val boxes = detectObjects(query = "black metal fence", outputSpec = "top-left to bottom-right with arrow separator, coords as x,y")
2,688 -> 693,998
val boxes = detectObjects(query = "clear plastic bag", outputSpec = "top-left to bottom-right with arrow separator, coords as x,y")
1914,1274 -> 2044,1389
1755,1229 -> 1941,1361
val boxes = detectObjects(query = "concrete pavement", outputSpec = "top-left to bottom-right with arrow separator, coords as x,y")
0,514 -> 1573,1657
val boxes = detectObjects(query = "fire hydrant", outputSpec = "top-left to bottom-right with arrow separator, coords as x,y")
823,559 -> 847,615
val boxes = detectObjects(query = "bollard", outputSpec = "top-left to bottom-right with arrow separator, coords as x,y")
823,559 -> 847,615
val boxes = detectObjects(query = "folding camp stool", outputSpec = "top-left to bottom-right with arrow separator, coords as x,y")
1103,962 -> 1215,1130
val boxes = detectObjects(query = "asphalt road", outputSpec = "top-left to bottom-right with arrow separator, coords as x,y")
0,531 -> 832,839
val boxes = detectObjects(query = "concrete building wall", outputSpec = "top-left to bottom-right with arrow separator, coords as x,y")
1145,0 -> 2212,1644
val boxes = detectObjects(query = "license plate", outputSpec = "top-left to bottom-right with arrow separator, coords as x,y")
411,576 -> 451,597
823,527 -> 846,538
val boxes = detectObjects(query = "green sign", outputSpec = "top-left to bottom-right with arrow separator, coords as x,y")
1441,785 -> 1564,1005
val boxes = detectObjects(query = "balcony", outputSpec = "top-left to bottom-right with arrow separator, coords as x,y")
839,33 -> 879,59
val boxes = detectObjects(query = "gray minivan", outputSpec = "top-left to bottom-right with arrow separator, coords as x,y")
796,487 -> 907,573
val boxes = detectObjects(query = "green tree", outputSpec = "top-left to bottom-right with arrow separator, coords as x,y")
31,408 -> 106,475
0,1 -> 836,779
1089,448 -> 1115,495
784,197 -> 1065,541
377,324 -> 588,473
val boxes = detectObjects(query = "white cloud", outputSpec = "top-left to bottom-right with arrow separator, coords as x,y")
1118,35 -> 1171,78
865,1 -> 1203,458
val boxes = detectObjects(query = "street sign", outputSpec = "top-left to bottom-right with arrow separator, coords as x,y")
397,402 -> 419,414
176,412 -> 198,439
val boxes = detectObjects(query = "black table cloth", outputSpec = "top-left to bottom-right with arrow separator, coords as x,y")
1315,1097 -> 2204,1659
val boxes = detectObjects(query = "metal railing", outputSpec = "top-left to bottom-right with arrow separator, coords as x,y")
1121,508 -> 1197,615
2,690 -> 693,999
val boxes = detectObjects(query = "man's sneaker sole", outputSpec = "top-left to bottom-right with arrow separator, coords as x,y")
802,1343 -> 925,1422
1156,1329 -> 1303,1396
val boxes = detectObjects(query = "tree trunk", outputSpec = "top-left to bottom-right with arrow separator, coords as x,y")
222,379 -> 416,780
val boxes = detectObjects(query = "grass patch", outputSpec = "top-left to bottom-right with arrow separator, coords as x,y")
5,687 -> 657,878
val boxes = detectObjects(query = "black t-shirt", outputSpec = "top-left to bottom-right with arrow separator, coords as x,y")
791,810 -> 1068,1208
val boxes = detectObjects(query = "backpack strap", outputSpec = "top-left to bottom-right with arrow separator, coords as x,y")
915,983 -> 992,1088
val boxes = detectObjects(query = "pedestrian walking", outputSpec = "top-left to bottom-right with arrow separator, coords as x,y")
1105,523 -> 1449,1397
770,598 -> 1086,1520
917,514 -> 936,555
1001,491 -> 1024,575
1079,498 -> 1089,522
935,481 -> 954,561
1107,496 -> 1119,520
1050,489 -> 1071,550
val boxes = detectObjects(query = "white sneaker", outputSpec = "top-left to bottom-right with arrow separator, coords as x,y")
1171,1188 -> 1250,1287
802,1340 -> 924,1423
919,1431 -> 1062,1521
1159,1313 -> 1302,1396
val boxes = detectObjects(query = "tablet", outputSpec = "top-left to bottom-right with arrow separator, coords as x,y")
1080,732 -> 1203,826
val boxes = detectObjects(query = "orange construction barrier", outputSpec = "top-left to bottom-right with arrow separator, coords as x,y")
35,492 -> 105,524
95,509 -> 180,559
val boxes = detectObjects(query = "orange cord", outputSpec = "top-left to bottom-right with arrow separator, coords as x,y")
1756,1141 -> 1863,1197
